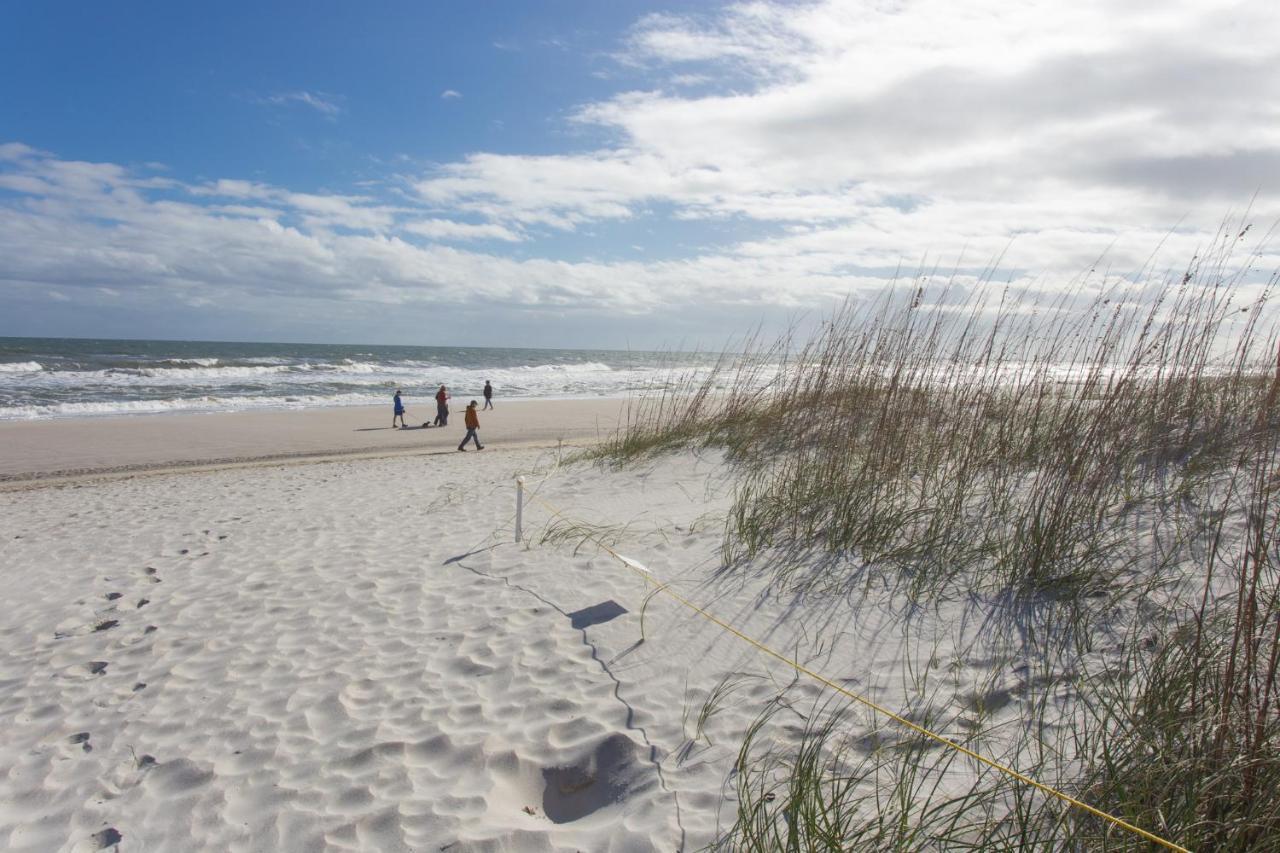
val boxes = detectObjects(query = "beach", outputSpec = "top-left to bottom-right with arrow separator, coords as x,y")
1,355 -> 1268,852
0,399 -> 628,483
0,400 -> 1059,851
2,403 -> 707,851
4,0 -> 1276,846
0,402 -> 767,851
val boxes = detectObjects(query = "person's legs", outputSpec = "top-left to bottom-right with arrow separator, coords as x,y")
458,428 -> 481,450
483,398 -> 492,410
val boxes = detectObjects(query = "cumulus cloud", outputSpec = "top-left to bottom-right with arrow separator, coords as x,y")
0,147 -> 870,323
413,0 -> 1280,274
441,89 -> 462,99
0,142 -> 43,162
2,0 -> 1279,344
402,219 -> 525,242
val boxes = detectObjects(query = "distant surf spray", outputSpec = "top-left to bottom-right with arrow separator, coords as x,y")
0,338 -> 728,420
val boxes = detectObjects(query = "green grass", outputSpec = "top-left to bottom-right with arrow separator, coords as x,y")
592,232 -> 1280,849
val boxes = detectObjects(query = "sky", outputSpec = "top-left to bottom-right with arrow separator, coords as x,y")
1,0 -> 1278,350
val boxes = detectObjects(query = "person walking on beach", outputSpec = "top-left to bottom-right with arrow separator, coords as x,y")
392,389 -> 407,429
483,380 -> 494,410
458,400 -> 484,451
433,385 -> 450,427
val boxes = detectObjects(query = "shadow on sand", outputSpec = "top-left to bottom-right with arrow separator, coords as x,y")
354,425 -> 434,432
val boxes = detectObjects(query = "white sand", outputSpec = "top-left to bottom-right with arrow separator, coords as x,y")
0,408 -> 1120,851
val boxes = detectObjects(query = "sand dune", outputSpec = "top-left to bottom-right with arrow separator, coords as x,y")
0,412 -> 1093,850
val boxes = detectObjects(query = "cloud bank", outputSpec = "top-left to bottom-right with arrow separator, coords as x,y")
2,1 -> 1278,346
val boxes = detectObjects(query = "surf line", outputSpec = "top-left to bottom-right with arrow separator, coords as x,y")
520,489 -> 1189,853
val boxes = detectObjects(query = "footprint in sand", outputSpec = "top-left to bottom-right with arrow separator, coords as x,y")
119,625 -> 158,648
101,753 -> 158,797
62,661 -> 109,679
52,732 -> 94,758
68,826 -> 122,852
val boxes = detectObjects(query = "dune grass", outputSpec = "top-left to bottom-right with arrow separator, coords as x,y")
593,234 -> 1280,849
602,249 -> 1277,600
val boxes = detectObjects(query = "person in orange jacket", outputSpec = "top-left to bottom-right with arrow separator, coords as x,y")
457,400 -> 484,451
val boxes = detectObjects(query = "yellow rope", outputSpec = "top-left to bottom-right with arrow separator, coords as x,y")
523,490 -> 1189,853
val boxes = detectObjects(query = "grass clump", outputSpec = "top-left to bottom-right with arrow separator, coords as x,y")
600,236 -> 1278,600
714,700 -> 1084,851
594,230 -> 1280,849
1073,432 -> 1280,850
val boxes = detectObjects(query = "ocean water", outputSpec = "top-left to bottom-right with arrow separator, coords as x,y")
0,337 -> 722,420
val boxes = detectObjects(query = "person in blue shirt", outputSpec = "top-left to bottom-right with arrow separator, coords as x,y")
392,389 -> 407,429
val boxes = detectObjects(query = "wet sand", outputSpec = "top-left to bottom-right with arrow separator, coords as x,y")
0,398 -> 626,483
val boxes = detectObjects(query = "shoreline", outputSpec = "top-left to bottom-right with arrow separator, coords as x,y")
0,397 -> 628,486
0,392 -> 641,423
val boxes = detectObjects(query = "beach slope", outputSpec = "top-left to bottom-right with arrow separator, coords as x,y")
0,399 -> 625,483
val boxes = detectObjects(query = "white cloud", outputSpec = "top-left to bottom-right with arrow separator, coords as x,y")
621,7 -> 806,73
409,0 -> 1280,277
441,89 -> 462,100
2,1 -> 1279,342
0,147 -> 923,319
261,90 -> 344,119
402,219 -> 525,242
415,151 -> 665,230
190,179 -> 396,231
0,142 -> 42,162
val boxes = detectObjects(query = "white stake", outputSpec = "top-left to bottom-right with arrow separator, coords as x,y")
515,476 -> 525,543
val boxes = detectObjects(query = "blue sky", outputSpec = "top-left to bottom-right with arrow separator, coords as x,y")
2,1 -> 1278,348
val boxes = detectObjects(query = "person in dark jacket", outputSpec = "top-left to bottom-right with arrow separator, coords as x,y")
433,385 -> 450,426
483,380 -> 494,410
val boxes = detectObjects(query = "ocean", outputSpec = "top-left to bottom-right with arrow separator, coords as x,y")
0,337 -> 720,420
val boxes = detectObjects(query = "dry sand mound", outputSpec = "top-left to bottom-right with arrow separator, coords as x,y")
1,442 -> 1102,850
